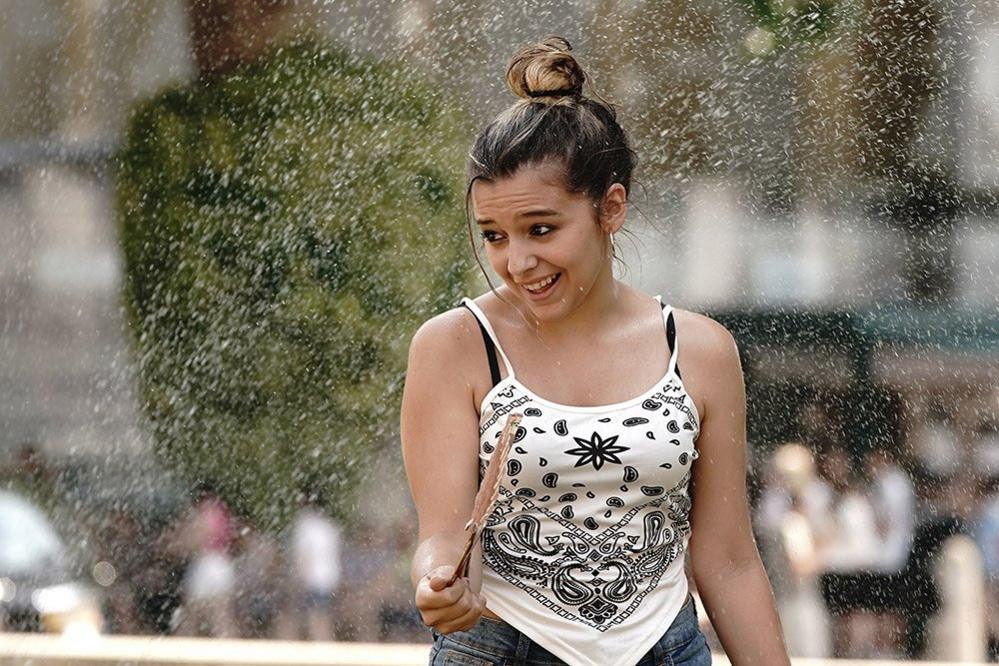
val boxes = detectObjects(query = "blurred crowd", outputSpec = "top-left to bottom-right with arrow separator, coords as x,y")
0,447 -> 426,643
3,411 -> 999,660
95,486 -> 427,643
751,406 -> 999,660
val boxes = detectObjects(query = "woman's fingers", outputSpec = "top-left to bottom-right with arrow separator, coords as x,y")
419,582 -> 482,629
417,566 -> 465,608
427,564 -> 457,592
434,592 -> 486,634
420,585 -> 475,627
417,575 -> 465,611
414,562 -> 490,632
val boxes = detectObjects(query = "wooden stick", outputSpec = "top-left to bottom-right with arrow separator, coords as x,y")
446,413 -> 522,586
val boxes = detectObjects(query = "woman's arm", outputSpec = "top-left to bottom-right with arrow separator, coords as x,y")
681,314 -> 791,666
401,308 -> 488,633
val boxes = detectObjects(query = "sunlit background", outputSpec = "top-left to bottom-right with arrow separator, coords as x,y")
1,0 -> 997,661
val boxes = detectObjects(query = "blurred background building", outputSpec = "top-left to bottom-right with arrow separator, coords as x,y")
2,0 -> 997,458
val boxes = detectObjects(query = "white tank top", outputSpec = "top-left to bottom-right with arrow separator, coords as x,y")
461,295 -> 702,666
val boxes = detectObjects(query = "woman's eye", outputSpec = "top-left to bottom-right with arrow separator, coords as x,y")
530,224 -> 555,236
480,230 -> 503,243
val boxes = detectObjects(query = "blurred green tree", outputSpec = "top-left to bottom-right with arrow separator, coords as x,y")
116,35 -> 472,529
739,0 -> 838,53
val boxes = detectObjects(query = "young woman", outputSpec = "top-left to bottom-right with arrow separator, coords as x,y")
401,36 -> 790,666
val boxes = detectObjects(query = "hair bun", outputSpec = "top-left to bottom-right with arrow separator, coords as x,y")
506,36 -> 586,102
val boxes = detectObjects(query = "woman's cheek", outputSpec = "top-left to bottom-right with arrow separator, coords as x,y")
485,248 -> 510,281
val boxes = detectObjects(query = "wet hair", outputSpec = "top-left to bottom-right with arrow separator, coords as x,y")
465,36 -> 637,285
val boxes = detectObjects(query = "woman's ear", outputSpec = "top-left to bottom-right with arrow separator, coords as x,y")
599,183 -> 628,234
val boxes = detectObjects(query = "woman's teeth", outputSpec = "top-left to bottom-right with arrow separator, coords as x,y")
525,274 -> 559,293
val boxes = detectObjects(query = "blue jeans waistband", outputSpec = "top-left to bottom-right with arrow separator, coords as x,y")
432,593 -> 700,664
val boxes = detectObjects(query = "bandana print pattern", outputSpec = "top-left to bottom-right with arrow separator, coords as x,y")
478,374 -> 700,632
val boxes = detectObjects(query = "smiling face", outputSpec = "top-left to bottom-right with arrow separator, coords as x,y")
471,162 -> 626,321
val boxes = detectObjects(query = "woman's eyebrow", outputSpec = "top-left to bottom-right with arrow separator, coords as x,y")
521,208 -> 561,219
476,209 -> 561,225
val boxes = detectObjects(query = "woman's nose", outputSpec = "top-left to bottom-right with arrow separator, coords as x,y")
507,240 -> 539,276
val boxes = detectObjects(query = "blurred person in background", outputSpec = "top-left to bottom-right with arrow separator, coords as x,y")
96,508 -> 144,634
340,515 -> 425,643
815,444 -> 882,658
14,443 -> 49,485
335,517 -> 390,642
132,513 -> 185,634
170,481 -> 237,637
231,515 -> 285,639
896,410 -> 970,659
376,516 -> 427,643
757,440 -> 835,551
2,443 -> 57,511
866,445 -> 915,573
971,422 -> 999,661
287,484 -> 342,641
755,442 -> 831,658
863,445 -> 915,658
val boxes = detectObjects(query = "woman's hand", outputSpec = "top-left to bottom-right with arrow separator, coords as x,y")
416,564 -> 487,634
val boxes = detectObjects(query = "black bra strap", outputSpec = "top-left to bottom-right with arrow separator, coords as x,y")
462,303 -> 501,388
665,306 -> 683,380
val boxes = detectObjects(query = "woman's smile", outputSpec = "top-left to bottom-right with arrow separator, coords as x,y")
521,272 -> 561,299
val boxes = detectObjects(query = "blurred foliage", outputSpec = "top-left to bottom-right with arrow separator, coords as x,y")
116,37 -> 472,529
740,0 -> 838,52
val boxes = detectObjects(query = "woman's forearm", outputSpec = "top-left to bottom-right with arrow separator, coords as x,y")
695,555 -> 791,666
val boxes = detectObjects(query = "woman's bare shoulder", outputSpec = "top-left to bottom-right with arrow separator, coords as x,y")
404,306 -> 488,416
670,308 -> 744,423
409,305 -> 483,364
670,308 -> 740,366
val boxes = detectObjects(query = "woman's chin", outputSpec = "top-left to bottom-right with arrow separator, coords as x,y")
521,294 -> 573,321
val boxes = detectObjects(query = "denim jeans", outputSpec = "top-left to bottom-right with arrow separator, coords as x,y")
428,594 -> 712,666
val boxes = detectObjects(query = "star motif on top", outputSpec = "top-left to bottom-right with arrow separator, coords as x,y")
565,431 -> 629,470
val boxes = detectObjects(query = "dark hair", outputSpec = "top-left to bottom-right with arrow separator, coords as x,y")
464,37 -> 637,282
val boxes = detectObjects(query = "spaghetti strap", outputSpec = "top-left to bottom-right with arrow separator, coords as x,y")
460,297 -> 515,381
656,295 -> 682,380
462,303 -> 501,387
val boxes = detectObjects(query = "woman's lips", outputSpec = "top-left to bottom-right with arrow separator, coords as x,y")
523,273 -> 561,300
